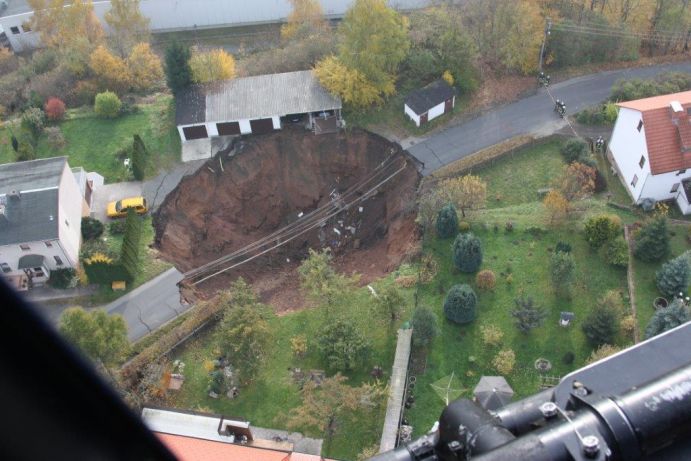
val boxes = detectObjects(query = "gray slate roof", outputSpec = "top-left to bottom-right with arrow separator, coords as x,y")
176,70 -> 342,126
0,157 -> 66,246
0,157 -> 66,195
405,79 -> 457,115
0,189 -> 59,245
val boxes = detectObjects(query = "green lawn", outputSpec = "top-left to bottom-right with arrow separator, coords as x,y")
166,281 -> 415,460
0,94 -> 180,182
631,225 -> 691,336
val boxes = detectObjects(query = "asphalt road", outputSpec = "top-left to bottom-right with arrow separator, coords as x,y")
105,268 -> 190,341
407,62 -> 691,175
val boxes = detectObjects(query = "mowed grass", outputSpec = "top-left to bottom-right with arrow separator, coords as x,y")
0,94 -> 180,183
405,224 -> 628,436
166,281 -> 415,460
631,226 -> 691,336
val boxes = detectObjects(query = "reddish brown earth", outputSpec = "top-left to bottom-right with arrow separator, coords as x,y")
154,126 -> 421,311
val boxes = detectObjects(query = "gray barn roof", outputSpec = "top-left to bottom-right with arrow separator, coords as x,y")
0,157 -> 66,195
176,70 -> 342,126
0,188 -> 59,246
405,79 -> 457,115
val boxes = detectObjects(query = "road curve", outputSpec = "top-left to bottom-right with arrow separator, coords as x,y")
407,62 -> 691,175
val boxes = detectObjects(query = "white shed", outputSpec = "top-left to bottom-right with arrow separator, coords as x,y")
404,79 -> 456,127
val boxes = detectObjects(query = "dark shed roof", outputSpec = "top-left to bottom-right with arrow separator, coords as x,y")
405,79 -> 457,115
175,86 -> 207,126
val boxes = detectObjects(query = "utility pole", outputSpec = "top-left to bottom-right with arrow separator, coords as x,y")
538,18 -> 552,72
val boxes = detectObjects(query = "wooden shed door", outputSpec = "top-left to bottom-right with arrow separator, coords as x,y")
249,118 -> 274,134
445,98 -> 453,113
182,125 -> 208,140
216,122 -> 241,136
420,113 -> 428,125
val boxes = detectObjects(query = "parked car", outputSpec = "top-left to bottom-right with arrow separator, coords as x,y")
107,196 -> 148,218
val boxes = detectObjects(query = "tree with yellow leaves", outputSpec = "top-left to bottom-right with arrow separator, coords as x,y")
104,0 -> 150,57
27,0 -> 103,50
127,43 -> 163,91
440,175 -> 487,217
281,0 -> 329,41
560,162 -> 596,201
313,56 -> 383,107
89,45 -> 131,92
189,48 -> 237,84
543,189 -> 569,225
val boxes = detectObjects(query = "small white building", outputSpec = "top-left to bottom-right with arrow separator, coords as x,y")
175,70 -> 342,160
404,79 -> 456,127
608,91 -> 691,213
0,157 -> 94,290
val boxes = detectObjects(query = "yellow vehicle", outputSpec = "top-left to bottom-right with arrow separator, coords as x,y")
106,196 -> 148,218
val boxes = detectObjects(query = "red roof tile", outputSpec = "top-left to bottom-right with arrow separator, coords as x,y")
617,91 -> 691,175
157,433 -> 289,461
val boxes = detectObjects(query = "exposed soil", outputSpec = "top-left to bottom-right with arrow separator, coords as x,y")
154,126 -> 421,311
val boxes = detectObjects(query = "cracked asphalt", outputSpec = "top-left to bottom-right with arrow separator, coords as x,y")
407,62 -> 691,175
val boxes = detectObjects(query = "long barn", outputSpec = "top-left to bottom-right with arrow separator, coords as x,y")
175,70 -> 342,158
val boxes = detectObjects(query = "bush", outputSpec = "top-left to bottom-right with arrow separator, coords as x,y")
109,220 -> 127,235
436,203 -> 458,238
561,139 -> 589,164
492,349 -> 515,375
550,251 -> 575,293
317,317 -> 371,371
71,80 -> 99,106
121,209 -> 143,281
594,169 -> 607,193
610,72 -> 691,102
584,214 -> 622,249
45,126 -> 66,150
480,324 -> 503,347
555,241 -> 572,254
44,97 -> 66,121
604,236 -> 629,268
94,91 -> 122,118
587,344 -> 621,364
82,252 -> 130,285
48,268 -> 76,289
452,232 -> 483,273
411,305 -> 440,349
511,294 -> 547,334
656,256 -> 690,298
562,351 -> 575,365
644,298 -> 689,339
475,269 -> 496,290
582,304 -> 619,347
21,107 -> 45,139
81,217 -> 104,240
443,284 -> 477,325
633,218 -> 669,262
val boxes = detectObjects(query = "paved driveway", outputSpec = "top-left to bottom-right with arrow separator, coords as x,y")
407,62 -> 691,175
91,181 -> 143,222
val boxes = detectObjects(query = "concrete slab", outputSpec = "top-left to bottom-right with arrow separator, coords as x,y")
181,138 -> 213,162
90,181 -> 143,222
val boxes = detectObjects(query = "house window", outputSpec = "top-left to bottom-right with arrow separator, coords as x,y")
637,120 -> 643,132
45,241 -> 53,248
671,183 -> 680,193
10,26 -> 20,34
20,244 -> 30,251
54,256 -> 63,266
639,156 -> 646,168
631,174 -> 638,187
0,263 -> 11,273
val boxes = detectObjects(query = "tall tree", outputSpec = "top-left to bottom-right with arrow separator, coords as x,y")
313,56 -> 383,107
127,42 -> 163,91
120,208 -> 142,281
89,45 -> 131,92
284,374 -> 364,448
164,41 -> 192,95
59,307 -> 129,366
131,134 -> 148,180
374,284 -> 405,323
511,294 -> 548,334
104,0 -> 150,57
298,249 -> 358,314
411,305 -> 440,349
216,303 -> 272,383
441,175 -> 487,218
281,0 -> 329,41
189,48 -> 237,83
317,317 -> 371,371
645,298 -> 690,339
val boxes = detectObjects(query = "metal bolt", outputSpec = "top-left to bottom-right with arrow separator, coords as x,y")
540,401 -> 558,418
582,435 -> 600,457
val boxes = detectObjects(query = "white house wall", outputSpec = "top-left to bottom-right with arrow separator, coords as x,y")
639,169 -> 691,202
404,104 -> 421,127
428,101 -> 445,122
57,164 -> 85,267
272,116 -> 281,129
1,0 -> 430,51
239,120 -> 252,134
609,107 -> 651,202
0,239 -> 72,276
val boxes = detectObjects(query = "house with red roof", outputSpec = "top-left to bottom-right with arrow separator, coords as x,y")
608,91 -> 691,213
